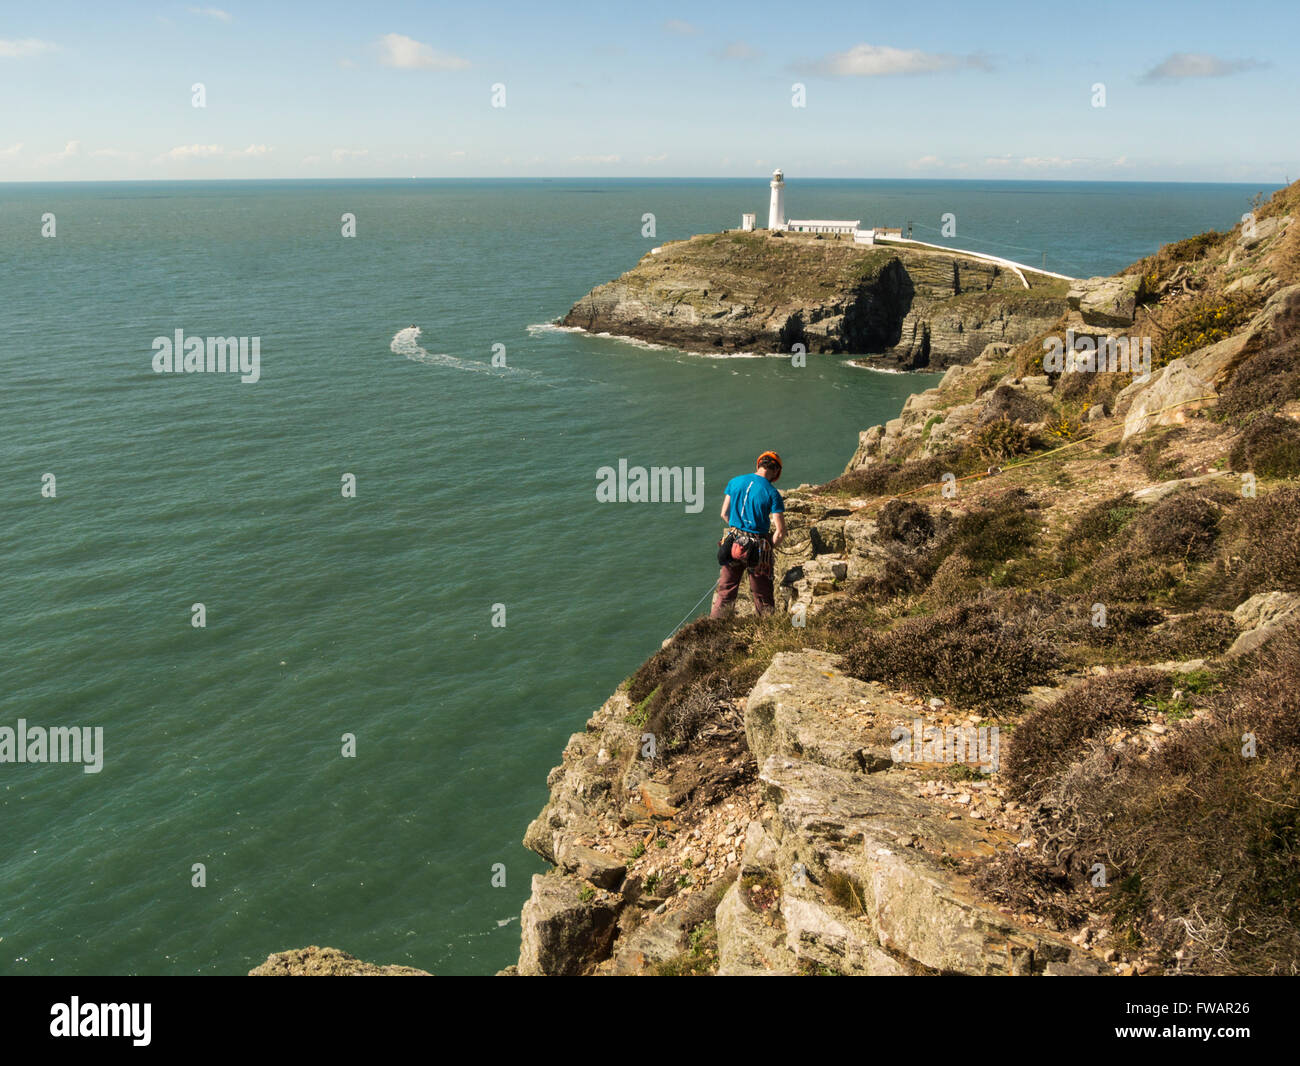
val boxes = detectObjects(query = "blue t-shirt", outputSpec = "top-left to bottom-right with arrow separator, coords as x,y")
724,473 -> 784,535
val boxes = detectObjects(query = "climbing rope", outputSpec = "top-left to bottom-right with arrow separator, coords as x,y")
662,580 -> 720,644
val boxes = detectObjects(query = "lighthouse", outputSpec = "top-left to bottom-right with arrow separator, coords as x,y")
768,168 -> 785,230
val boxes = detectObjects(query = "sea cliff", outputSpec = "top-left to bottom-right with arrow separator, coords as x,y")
510,183 -> 1300,976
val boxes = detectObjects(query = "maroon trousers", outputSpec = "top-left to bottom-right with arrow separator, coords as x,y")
711,561 -> 775,618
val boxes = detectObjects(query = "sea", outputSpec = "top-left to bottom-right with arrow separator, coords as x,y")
0,177 -> 1274,975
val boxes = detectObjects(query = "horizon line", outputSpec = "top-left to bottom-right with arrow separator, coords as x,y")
0,175 -> 1288,186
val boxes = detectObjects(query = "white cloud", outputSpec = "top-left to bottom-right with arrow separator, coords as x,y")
720,41 -> 761,60
237,144 -> 271,156
377,33 -> 469,71
449,149 -> 468,158
156,144 -> 224,162
187,6 -> 232,21
301,155 -> 321,165
0,143 -> 22,157
1142,52 -> 1265,81
1019,155 -> 1087,168
39,140 -> 81,164
910,154 -> 944,168
663,20 -> 697,36
571,154 -> 621,165
331,148 -> 369,161
642,153 -> 668,164
338,57 -> 356,69
816,43 -> 991,77
0,38 -> 56,58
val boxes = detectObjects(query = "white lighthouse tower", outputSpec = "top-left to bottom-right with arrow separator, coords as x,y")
768,168 -> 785,230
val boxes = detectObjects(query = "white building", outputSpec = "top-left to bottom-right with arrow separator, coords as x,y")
741,212 -> 756,231
768,169 -> 785,229
786,219 -> 860,235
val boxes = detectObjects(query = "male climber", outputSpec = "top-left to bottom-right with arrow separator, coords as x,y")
710,451 -> 786,618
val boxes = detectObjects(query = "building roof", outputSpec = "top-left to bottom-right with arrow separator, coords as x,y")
786,219 -> 861,227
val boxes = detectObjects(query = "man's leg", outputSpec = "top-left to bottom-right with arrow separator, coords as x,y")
749,569 -> 775,616
711,564 -> 743,618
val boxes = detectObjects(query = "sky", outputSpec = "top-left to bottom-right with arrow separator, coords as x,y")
2,0 -> 1296,183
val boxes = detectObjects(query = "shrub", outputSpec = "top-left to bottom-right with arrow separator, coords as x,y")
1206,486 -> 1300,606
1229,415 -> 1300,478
1129,488 -> 1231,564
1006,623 -> 1300,973
841,598 -> 1058,714
974,416 -> 1034,461
1154,296 -> 1254,371
1065,493 -> 1140,551
875,499 -> 939,550
977,385 -> 1046,427
1217,338 -> 1300,424
1004,668 -> 1170,801
1126,426 -> 1189,482
947,488 -> 1041,566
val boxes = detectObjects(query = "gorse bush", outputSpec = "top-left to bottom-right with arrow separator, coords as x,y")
974,416 -> 1034,461
1155,295 -> 1254,370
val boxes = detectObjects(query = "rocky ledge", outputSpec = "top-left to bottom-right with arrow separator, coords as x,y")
561,230 -> 1069,369
514,648 -> 1106,975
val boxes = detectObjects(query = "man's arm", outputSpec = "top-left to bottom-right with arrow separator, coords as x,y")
720,494 -> 731,523
772,513 -> 786,546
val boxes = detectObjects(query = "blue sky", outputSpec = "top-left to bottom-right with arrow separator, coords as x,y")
2,0 -> 1296,182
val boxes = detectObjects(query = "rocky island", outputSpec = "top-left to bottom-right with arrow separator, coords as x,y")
561,229 -> 1071,369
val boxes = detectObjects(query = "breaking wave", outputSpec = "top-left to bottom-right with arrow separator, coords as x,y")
390,326 -> 533,378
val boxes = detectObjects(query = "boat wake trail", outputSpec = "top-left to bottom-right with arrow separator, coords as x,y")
389,326 -> 536,379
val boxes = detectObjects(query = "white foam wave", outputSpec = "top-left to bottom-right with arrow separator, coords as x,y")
842,359 -> 906,374
390,326 -> 533,378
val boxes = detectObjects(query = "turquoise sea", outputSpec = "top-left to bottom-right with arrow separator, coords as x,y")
0,178 -> 1275,975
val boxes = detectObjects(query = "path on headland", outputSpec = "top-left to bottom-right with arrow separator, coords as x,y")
874,235 -> 1077,287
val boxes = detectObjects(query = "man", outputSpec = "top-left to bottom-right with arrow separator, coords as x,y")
711,451 -> 786,618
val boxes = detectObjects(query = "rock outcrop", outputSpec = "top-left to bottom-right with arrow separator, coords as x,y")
248,946 -> 431,976
561,231 -> 1069,369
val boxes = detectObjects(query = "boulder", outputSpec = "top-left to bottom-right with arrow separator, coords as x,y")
1067,275 -> 1143,328
1229,591 -> 1300,656
744,650 -> 905,773
518,872 -> 621,976
1120,283 -> 1300,440
758,755 -> 1104,975
557,840 -> 627,890
715,882 -> 800,975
